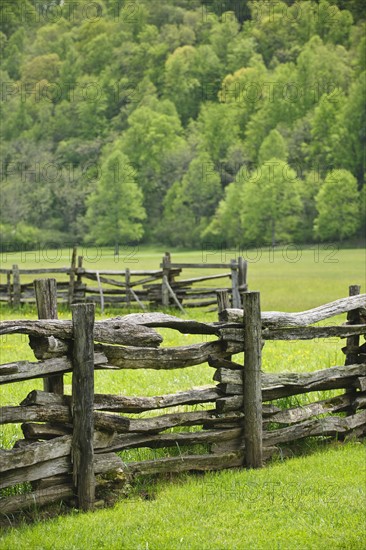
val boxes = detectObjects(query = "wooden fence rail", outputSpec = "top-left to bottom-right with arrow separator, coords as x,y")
0,249 -> 248,312
0,281 -> 365,516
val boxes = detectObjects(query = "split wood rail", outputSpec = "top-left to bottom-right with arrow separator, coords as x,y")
0,250 -> 247,311
0,281 -> 365,516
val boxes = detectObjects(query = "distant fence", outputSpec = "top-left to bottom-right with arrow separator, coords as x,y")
0,250 -> 247,311
0,281 -> 365,516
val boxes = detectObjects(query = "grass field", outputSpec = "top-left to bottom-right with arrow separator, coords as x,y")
0,246 -> 365,548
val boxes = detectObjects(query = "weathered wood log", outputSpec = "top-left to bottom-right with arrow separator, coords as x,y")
168,299 -> 218,308
222,325 -> 366,343
214,367 -> 243,384
83,272 -> 127,288
0,435 -> 71,473
0,319 -> 163,347
217,290 -> 230,322
126,410 -> 225,433
28,335 -> 70,360
0,408 -> 246,433
0,352 -> 108,384
125,451 -> 244,476
265,392 -> 364,425
263,410 -> 366,446
99,428 -> 242,453
262,325 -> 366,341
262,364 -> 366,401
223,294 -> 366,326
98,340 -> 230,370
217,383 -> 244,395
71,303 -> 95,511
0,404 -> 71,425
22,422 -> 71,440
3,267 -> 69,275
79,268 -> 163,277
0,484 -> 74,515
0,404 -> 130,433
216,396 -> 243,413
209,356 -> 243,371
355,377 -> 366,391
175,273 -> 231,285
113,312 -> 220,336
0,452 -> 123,490
169,262 -> 232,269
22,386 -> 222,413
214,364 -> 366,400
0,432 -> 115,473
31,474 -> 71,490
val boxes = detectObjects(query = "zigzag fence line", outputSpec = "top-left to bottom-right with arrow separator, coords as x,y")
0,281 -> 365,515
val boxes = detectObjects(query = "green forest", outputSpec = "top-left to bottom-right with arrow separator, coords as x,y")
0,0 -> 365,250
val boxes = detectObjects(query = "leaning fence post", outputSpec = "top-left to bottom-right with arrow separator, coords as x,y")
12,264 -> 21,308
242,291 -> 263,468
34,278 -> 64,394
71,303 -> 95,511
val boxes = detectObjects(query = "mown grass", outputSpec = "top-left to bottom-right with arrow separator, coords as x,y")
0,247 -> 365,547
0,443 -> 365,549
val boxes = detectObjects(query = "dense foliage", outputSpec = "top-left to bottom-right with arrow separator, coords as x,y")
0,0 -> 364,248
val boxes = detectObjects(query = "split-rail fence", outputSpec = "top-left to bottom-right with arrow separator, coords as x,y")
0,280 -> 365,516
0,250 -> 247,311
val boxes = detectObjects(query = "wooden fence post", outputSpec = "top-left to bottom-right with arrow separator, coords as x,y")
125,267 -> 131,308
7,271 -> 12,306
242,291 -> 263,468
34,278 -> 64,395
71,303 -> 95,511
161,253 -> 171,307
13,264 -> 21,308
76,255 -> 85,302
231,259 -> 241,308
68,246 -> 77,308
77,256 -> 83,284
216,289 -> 230,322
238,257 -> 248,293
345,285 -> 361,366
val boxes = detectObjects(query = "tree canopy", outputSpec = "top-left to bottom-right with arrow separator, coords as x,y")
0,0 -> 364,249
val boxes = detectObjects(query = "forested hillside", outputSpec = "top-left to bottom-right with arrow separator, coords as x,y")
1,0 -> 365,249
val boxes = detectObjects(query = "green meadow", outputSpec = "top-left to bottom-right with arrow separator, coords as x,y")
0,246 -> 365,548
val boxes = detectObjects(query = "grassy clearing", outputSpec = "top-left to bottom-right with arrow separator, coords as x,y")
0,247 -> 365,546
1,245 -> 365,311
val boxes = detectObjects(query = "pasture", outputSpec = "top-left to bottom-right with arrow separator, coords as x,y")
0,246 -> 365,549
